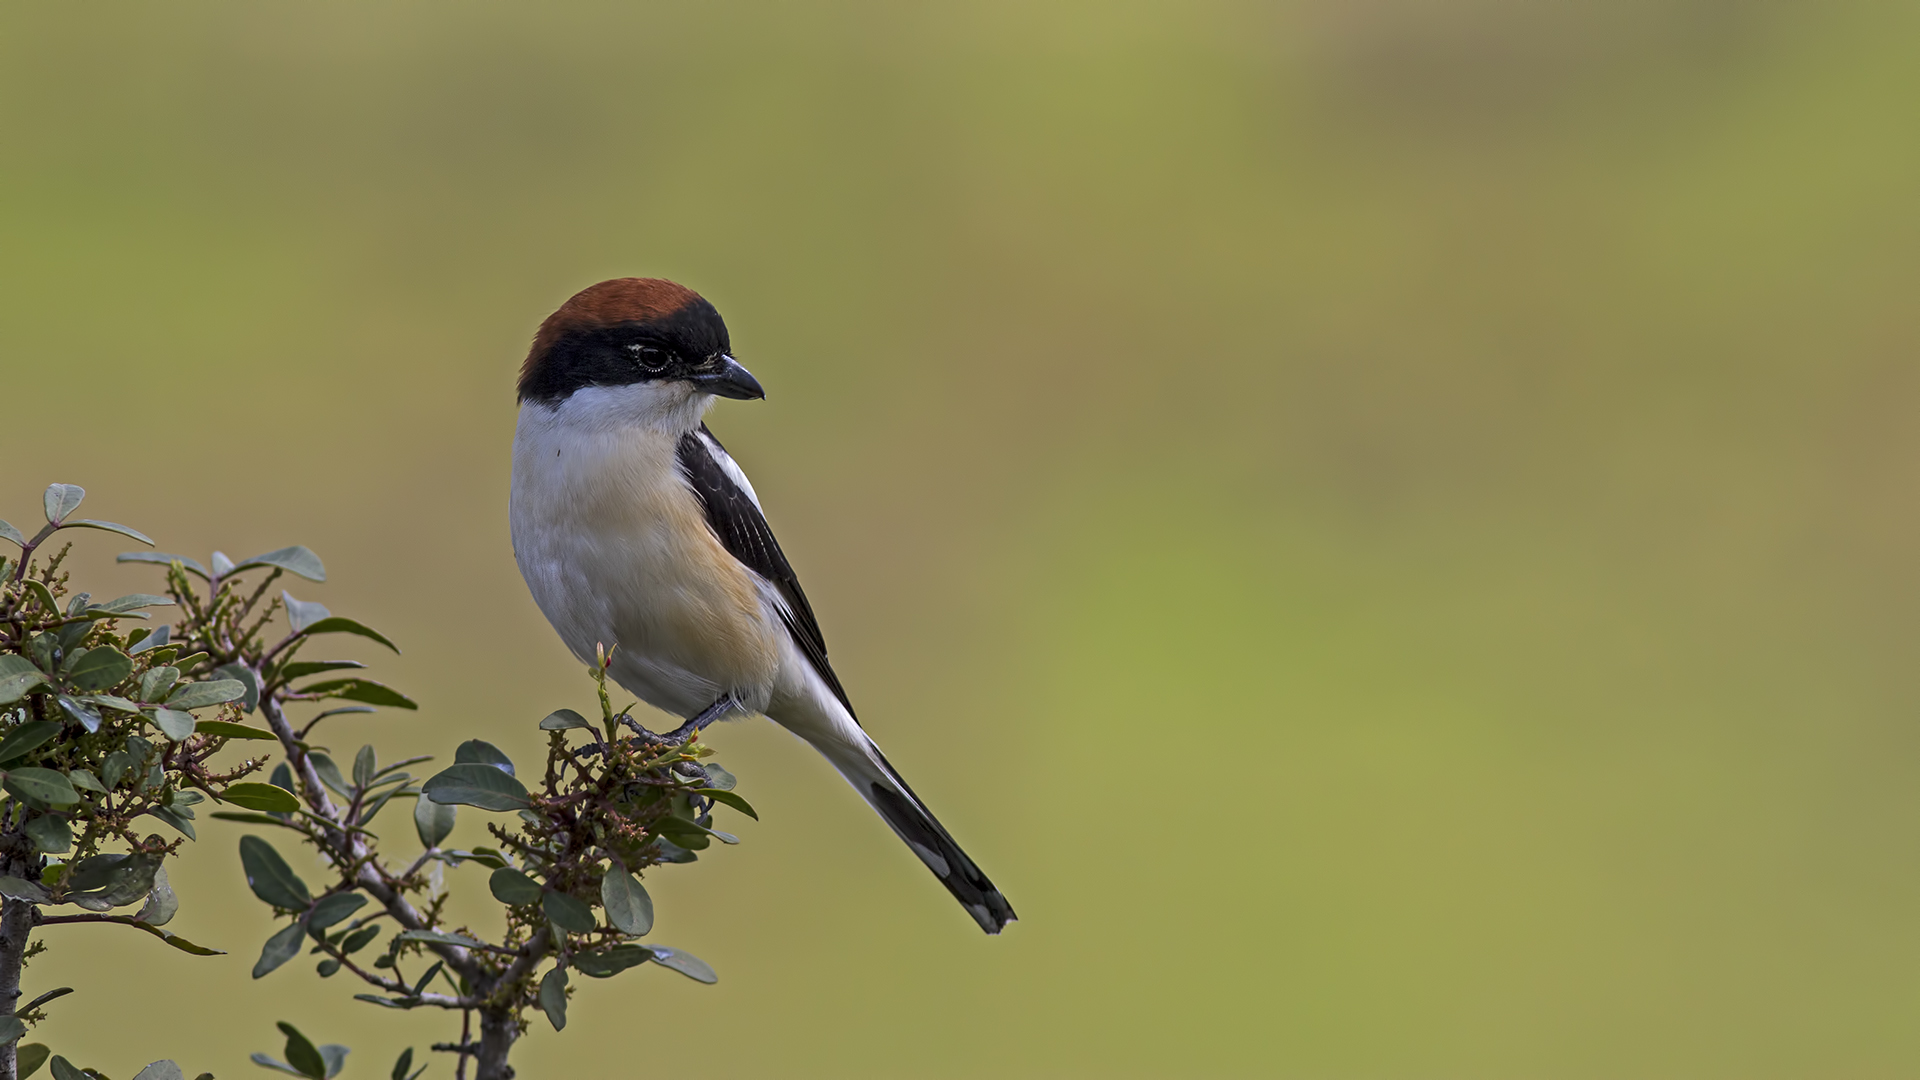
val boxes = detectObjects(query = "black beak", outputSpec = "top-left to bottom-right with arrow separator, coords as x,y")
693,355 -> 765,400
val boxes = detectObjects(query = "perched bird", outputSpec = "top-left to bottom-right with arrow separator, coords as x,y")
509,278 -> 1015,933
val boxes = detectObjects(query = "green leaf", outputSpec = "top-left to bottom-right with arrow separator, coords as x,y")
423,764 -> 530,811
66,646 -> 131,692
309,892 -> 367,931
351,994 -> 415,1010
54,696 -> 102,733
409,960 -> 444,997
99,749 -> 132,787
392,928 -> 486,949
701,763 -> 737,790
166,679 -> 246,710
4,768 -> 80,806
538,965 -> 568,1031
50,1056 -> 87,1080
353,745 -> 377,788
0,877 -> 51,904
64,519 -> 154,545
43,484 -> 84,524
0,722 -> 62,764
644,944 -> 719,984
224,783 -> 300,813
660,814 -> 721,849
297,678 -> 414,709
212,811 -> 297,828
277,1021 -> 328,1080
240,836 -> 312,909
66,769 -> 105,793
138,665 -> 180,702
24,814 -> 71,854
277,660 -> 365,681
131,1062 -> 185,1080
147,926 -> 223,955
130,624 -> 172,654
195,721 -> 279,741
237,546 -> 326,582
702,788 -> 758,820
281,592 -> 331,634
251,1053 -> 308,1078
319,1045 -> 349,1079
0,655 -> 38,677
67,851 -> 161,903
88,691 -> 145,715
651,836 -> 699,864
656,814 -> 732,846
340,924 -> 381,956
214,663 -> 261,712
137,866 -> 179,926
309,752 -> 351,797
77,607 -> 149,623
23,581 -> 59,617
572,944 -> 653,978
356,782 -> 410,828
542,891 -> 597,933
253,922 -> 307,978
600,867 -> 653,936
0,1015 -> 24,1044
16,987 -> 73,1017
488,868 -> 543,905
94,593 -> 173,614
439,847 -> 508,869
0,520 -> 22,548
149,708 -> 197,741
296,618 -> 399,654
390,1048 -> 414,1080
117,552 -> 210,579
307,706 -> 376,729
149,805 -> 196,840
453,739 -> 514,776
538,708 -> 591,730
16,1043 -> 48,1078
0,670 -> 49,707
413,796 -> 455,847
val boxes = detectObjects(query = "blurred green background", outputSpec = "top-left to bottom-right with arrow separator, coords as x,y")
5,1 -> 1920,1075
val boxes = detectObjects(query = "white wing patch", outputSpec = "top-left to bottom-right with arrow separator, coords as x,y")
697,429 -> 763,512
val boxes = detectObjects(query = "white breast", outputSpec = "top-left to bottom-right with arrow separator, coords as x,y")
510,385 -> 783,719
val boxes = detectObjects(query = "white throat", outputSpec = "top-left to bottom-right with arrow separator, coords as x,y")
520,382 -> 715,437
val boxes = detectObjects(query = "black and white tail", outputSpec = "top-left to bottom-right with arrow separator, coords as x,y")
805,725 -> 1017,934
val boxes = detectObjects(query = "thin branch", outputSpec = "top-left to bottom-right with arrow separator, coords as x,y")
259,693 -> 485,986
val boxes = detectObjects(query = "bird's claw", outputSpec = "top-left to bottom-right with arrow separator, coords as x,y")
658,695 -> 739,744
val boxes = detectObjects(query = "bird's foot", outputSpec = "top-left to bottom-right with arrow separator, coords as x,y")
659,695 -> 739,744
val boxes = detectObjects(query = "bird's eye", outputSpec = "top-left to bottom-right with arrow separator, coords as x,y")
625,344 -> 670,372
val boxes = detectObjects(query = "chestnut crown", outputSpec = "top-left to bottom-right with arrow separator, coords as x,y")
517,278 -> 761,405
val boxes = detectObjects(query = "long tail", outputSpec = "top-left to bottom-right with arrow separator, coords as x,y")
774,703 -> 1016,934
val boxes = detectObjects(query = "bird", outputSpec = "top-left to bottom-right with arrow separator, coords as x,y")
509,277 -> 1016,934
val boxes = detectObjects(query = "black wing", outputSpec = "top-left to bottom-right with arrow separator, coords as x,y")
676,424 -> 855,717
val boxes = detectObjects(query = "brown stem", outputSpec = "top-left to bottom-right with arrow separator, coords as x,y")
476,1006 -> 518,1080
258,694 -> 484,989
0,856 -> 39,1080
456,1011 -> 472,1080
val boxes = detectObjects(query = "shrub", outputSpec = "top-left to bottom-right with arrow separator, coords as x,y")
1,486 -> 749,1079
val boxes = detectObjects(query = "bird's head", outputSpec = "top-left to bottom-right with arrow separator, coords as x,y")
517,278 -> 764,409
